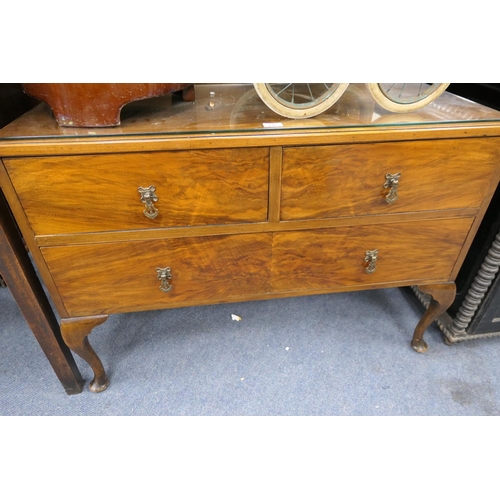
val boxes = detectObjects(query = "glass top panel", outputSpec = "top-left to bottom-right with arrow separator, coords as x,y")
2,83 -> 500,141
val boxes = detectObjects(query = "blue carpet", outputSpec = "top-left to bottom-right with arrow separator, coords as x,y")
2,285 -> 500,416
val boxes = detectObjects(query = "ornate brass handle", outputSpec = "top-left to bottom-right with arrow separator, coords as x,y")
156,267 -> 172,293
138,186 -> 159,219
383,173 -> 401,204
364,249 -> 378,274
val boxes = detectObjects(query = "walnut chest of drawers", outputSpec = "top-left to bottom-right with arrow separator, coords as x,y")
2,83 -> 500,392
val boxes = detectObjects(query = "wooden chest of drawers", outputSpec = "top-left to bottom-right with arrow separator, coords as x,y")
2,83 -> 500,393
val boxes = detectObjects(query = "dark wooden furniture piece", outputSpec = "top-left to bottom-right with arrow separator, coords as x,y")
1,83 -> 500,393
0,83 -> 39,287
22,83 -> 195,127
411,83 -> 500,344
0,83 -> 84,395
0,190 -> 84,394
413,176 -> 500,344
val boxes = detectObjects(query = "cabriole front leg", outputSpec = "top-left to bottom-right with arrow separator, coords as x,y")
411,283 -> 456,353
61,315 -> 109,392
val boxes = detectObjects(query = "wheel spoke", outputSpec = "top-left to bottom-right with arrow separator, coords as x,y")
306,83 -> 314,102
254,83 -> 349,118
368,83 -> 449,113
379,83 -> 442,104
265,83 -> 339,109
275,83 -> 292,97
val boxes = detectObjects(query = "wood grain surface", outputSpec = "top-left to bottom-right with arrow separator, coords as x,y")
4,148 -> 269,235
1,84 -> 500,372
281,138 -> 500,220
41,217 -> 473,316
271,218 -> 474,291
22,83 -> 194,127
41,233 -> 273,316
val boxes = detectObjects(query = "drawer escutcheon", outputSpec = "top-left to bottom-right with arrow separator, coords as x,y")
156,267 -> 173,293
138,186 -> 159,219
383,173 -> 401,204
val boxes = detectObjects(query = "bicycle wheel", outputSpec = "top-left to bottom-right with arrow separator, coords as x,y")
366,83 -> 450,113
253,83 -> 349,119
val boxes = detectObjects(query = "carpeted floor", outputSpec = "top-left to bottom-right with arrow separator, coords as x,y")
2,284 -> 500,416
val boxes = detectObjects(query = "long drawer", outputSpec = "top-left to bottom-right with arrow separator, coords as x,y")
280,138 -> 500,220
3,148 -> 270,235
41,217 -> 473,317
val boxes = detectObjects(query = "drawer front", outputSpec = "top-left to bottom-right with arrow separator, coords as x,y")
41,233 -> 273,316
271,218 -> 473,291
281,138 -> 500,220
4,148 -> 269,235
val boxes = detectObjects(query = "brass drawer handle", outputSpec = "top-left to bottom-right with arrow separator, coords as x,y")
156,267 -> 172,293
138,186 -> 159,219
383,173 -> 401,204
364,249 -> 378,274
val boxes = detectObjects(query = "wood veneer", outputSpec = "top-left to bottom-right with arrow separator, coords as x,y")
281,138 -> 500,220
5,148 -> 270,234
1,83 -> 500,393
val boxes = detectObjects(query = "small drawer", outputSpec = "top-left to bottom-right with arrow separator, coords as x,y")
4,148 -> 269,235
41,233 -> 273,317
271,218 -> 473,291
280,138 -> 500,221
